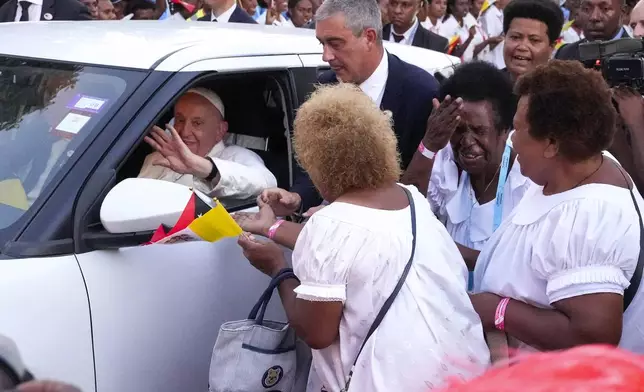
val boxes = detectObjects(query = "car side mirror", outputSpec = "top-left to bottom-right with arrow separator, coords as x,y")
100,178 -> 194,234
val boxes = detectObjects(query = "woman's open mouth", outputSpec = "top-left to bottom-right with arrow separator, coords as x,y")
458,150 -> 484,166
512,55 -> 531,63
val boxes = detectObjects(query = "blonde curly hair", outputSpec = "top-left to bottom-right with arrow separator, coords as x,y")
293,83 -> 401,201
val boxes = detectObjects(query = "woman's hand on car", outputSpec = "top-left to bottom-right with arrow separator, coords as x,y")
423,95 -> 463,152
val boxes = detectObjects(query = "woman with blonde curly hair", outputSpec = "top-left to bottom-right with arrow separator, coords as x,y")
234,83 -> 490,391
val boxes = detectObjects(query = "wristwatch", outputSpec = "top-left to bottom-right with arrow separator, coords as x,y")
204,156 -> 219,182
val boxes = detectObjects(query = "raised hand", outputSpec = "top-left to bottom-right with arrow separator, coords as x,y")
144,124 -> 199,175
423,95 -> 463,152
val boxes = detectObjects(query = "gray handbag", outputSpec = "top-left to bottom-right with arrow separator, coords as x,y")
208,269 -> 311,392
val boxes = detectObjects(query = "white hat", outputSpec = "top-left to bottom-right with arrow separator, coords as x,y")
0,334 -> 27,383
185,88 -> 225,118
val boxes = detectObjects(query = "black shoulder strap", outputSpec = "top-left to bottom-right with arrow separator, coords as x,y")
616,165 -> 643,310
341,186 -> 417,392
624,186 -> 643,309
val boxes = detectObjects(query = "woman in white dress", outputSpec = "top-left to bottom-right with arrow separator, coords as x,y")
439,0 -> 490,60
421,0 -> 447,34
234,84 -> 490,391
402,61 -> 530,273
471,60 -> 644,355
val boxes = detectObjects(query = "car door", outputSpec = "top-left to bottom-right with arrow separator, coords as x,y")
73,56 -> 302,392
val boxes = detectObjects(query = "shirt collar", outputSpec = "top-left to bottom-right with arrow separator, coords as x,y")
611,26 -> 626,40
207,141 -> 226,157
392,18 -> 418,41
358,51 -> 389,106
212,2 -> 236,22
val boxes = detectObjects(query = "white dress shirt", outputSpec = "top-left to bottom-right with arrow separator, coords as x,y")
421,17 -> 441,34
14,0 -> 43,21
388,18 -> 419,45
211,2 -> 236,22
358,51 -> 389,107
138,141 -> 277,199
479,5 -> 506,68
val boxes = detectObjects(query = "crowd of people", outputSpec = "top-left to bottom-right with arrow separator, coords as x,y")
1,0 -> 644,390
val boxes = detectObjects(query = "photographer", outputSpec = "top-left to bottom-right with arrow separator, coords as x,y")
555,0 -> 630,63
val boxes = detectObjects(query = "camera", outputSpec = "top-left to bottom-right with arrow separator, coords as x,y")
579,38 -> 644,93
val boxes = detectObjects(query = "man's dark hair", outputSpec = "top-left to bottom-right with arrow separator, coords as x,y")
127,0 -> 155,14
503,0 -> 565,44
514,60 -> 616,162
440,61 -> 517,132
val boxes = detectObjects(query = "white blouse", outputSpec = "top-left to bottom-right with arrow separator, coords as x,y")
428,146 -> 532,250
421,17 -> 442,34
292,184 -> 490,391
473,181 -> 644,353
438,15 -> 489,61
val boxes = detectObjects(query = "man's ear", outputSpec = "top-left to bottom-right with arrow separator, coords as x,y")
220,120 -> 229,137
364,28 -> 379,47
543,138 -> 559,159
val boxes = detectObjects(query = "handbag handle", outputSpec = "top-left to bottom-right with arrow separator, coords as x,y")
248,268 -> 298,325
341,186 -> 417,392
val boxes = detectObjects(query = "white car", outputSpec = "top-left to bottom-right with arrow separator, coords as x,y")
0,21 -> 459,392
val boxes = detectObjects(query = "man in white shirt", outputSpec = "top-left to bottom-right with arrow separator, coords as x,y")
0,0 -> 91,22
139,88 -> 277,199
479,0 -> 509,68
263,0 -> 440,213
197,0 -> 256,22
382,0 -> 448,51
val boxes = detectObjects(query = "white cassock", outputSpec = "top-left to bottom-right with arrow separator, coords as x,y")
138,140 -> 277,199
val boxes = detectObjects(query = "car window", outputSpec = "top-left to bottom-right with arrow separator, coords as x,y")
128,74 -> 291,214
0,57 -> 145,231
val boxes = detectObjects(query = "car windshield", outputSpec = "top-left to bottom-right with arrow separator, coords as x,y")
0,57 -> 145,232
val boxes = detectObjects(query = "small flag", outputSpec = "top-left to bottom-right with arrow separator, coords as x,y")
479,0 -> 494,16
172,0 -> 196,13
554,20 -> 575,50
147,190 -> 242,245
187,8 -> 206,21
0,179 -> 28,211
447,35 -> 462,55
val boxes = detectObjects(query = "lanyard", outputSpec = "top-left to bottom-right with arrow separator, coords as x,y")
492,143 -> 512,231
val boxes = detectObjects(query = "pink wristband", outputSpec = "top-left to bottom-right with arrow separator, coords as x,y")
418,142 -> 436,160
267,219 -> 285,240
494,297 -> 510,331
